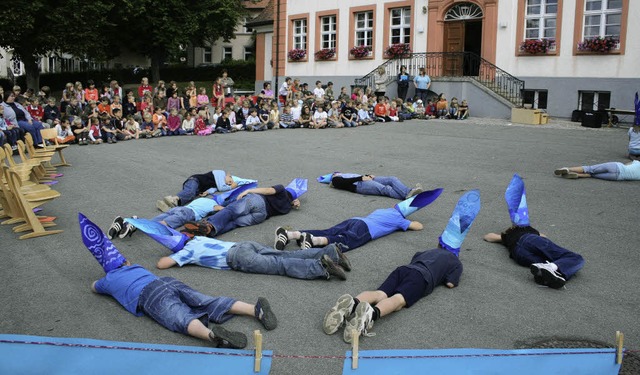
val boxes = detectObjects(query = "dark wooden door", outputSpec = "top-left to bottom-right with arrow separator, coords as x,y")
443,21 -> 464,76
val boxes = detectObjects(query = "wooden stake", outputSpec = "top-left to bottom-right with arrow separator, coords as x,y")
352,329 -> 359,370
254,330 -> 263,373
615,331 -> 624,365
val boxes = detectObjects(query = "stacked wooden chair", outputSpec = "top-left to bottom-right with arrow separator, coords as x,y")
39,128 -> 72,167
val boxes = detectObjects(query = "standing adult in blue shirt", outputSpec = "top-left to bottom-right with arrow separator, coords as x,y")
322,190 -> 481,343
79,213 -> 277,349
413,67 -> 431,104
274,189 -> 442,251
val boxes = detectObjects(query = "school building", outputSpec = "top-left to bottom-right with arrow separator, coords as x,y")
248,0 -> 639,119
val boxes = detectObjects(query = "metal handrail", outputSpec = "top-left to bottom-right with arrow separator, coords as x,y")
354,52 -> 524,106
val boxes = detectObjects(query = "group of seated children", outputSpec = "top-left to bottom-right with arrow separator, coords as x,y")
405,94 -> 470,120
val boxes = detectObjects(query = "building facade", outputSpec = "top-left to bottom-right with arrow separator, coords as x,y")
253,0 -> 639,119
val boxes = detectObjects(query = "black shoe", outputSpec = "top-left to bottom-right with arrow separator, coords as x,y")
300,232 -> 314,249
274,227 -> 289,250
321,255 -> 347,280
118,216 -> 138,239
107,216 -> 124,240
209,325 -> 247,349
183,220 -> 214,237
334,243 -> 351,272
255,297 -> 278,330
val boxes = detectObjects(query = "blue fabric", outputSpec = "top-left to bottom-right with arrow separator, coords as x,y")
628,128 -> 640,150
185,198 -> 217,220
355,176 -> 410,200
207,193 -> 267,236
0,334 -> 273,375
125,218 -> 190,253
231,175 -> 258,186
138,277 -> 236,334
212,170 -> 230,192
94,265 -> 158,316
227,241 -> 339,279
394,188 -> 443,218
304,219 -> 372,251
342,348 -> 621,375
618,160 -> 640,180
439,190 -> 481,256
170,237 -> 234,269
505,174 -> 530,226
635,91 -> 639,125
355,208 -> 411,240
152,206 -> 197,229
79,213 -> 127,273
414,75 -> 431,90
211,182 -> 258,206
317,173 -> 335,183
285,178 -> 307,199
512,234 -> 585,279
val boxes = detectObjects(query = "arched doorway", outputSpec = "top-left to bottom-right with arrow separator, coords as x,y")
443,2 -> 483,76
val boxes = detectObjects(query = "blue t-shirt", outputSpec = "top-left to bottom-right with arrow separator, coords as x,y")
94,265 -> 158,316
628,128 -> 640,150
414,75 -> 431,90
355,208 -> 411,240
618,160 -> 640,181
170,236 -> 232,269
405,248 -> 463,295
186,198 -> 216,220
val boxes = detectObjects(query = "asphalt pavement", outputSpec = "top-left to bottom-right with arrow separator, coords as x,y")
1,117 -> 638,374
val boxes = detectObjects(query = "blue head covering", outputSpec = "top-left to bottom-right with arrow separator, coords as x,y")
505,174 -> 529,226
438,190 -> 481,256
124,218 -> 190,253
285,178 -> 308,199
317,173 -> 336,184
394,188 -> 443,218
212,182 -> 258,206
634,92 -> 639,125
79,213 -> 127,273
231,176 -> 257,186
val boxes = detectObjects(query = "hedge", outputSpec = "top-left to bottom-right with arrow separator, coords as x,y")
13,60 -> 256,91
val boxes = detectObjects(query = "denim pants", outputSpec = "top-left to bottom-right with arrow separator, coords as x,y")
152,206 -> 196,229
176,177 -> 200,205
18,120 -> 44,145
582,162 -> 620,181
138,277 -> 236,334
355,176 -> 410,200
303,219 -> 372,252
226,241 -> 341,279
207,194 -> 267,236
511,234 -> 584,279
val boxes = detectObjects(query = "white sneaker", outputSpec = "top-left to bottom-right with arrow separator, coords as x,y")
530,261 -> 566,289
343,302 -> 375,343
323,294 -> 355,335
554,167 -> 569,176
164,195 -> 179,207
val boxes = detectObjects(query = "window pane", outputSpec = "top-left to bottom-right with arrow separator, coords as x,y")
404,13 -> 411,24
598,92 -> 610,110
527,5 -> 541,14
528,0 -> 541,5
607,0 -> 622,10
581,92 -> 595,111
585,15 -> 600,26
546,4 -> 557,13
606,14 -> 621,25
538,91 -> 548,109
526,19 -> 540,28
605,25 -> 620,36
544,28 -> 556,38
585,0 -> 602,11
545,18 -> 556,28
584,26 -> 600,37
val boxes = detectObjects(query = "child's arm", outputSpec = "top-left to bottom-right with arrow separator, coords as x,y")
408,221 -> 423,230
237,187 -> 277,200
156,256 -> 178,269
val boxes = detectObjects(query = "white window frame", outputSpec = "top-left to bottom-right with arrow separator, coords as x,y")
355,11 -> 374,47
524,0 -> 558,41
390,7 -> 411,45
523,89 -> 548,109
578,90 -> 611,111
293,19 -> 307,50
583,0 -> 622,39
320,15 -> 336,49
222,46 -> 233,61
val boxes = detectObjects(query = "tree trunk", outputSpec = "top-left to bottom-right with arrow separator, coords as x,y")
22,55 -> 40,91
150,52 -> 162,84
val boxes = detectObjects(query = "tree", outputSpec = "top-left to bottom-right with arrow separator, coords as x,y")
117,0 -> 246,83
0,0 -> 115,90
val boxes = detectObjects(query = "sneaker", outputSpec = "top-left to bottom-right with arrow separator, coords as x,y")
530,262 -> 566,289
107,138 -> 113,144
323,294 -> 355,335
300,232 -> 314,249
209,325 -> 247,349
406,185 -> 423,199
343,302 -> 375,343
274,227 -> 289,250
321,255 -> 346,280
118,216 -> 138,239
255,297 -> 278,330
156,199 -> 171,213
334,244 -> 351,272
554,168 -> 569,176
563,172 -> 579,179
183,220 -> 215,237
164,195 -> 180,207
107,216 -> 124,240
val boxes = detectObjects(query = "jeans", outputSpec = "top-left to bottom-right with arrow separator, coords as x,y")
166,129 -> 186,136
207,194 -> 267,236
303,219 -> 372,252
342,120 -> 358,128
512,234 -> 584,279
582,162 -> 620,181
152,206 -> 196,229
18,120 -> 44,145
176,177 -> 200,205
138,277 -> 236,334
416,88 -> 428,104
355,176 -> 410,200
227,241 -> 341,279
